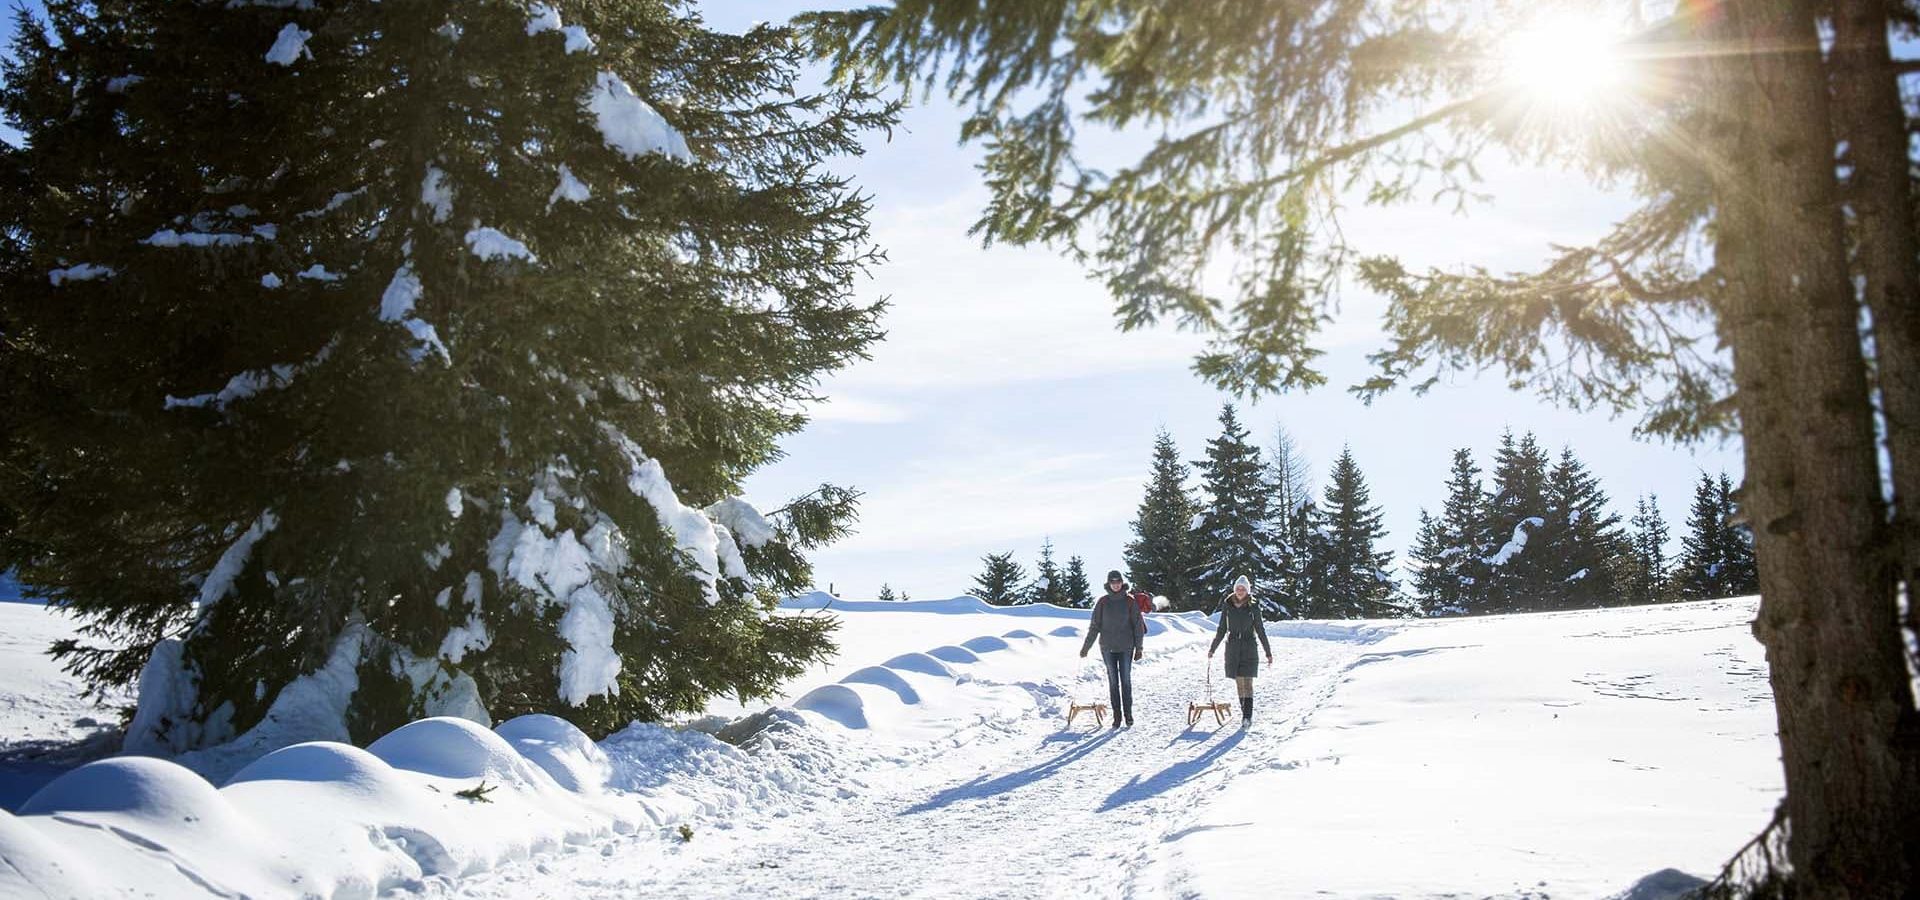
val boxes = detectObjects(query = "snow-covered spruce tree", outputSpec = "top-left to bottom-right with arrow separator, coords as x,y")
1062,555 -> 1093,608
1419,448 -> 1490,616
1191,406 -> 1284,617
1025,537 -> 1068,606
1304,447 -> 1395,618
0,2 -> 895,745
972,552 -> 1026,606
1678,472 -> 1759,601
1481,430 -> 1553,614
1122,429 -> 1203,611
1540,448 -> 1630,611
1627,495 -> 1673,606
1407,511 -> 1447,617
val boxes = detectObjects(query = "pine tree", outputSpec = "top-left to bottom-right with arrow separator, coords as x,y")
1423,448 -> 1490,616
1025,538 -> 1068,606
1062,555 -> 1093,608
1303,447 -> 1394,618
1679,473 -> 1759,600
1540,447 -> 1630,611
1481,431 -> 1553,614
0,3 -> 894,745
1407,510 -> 1448,617
876,583 -> 899,602
1714,473 -> 1759,597
972,552 -> 1026,606
1626,495 -> 1673,605
1190,406 -> 1283,615
1122,429 -> 1203,610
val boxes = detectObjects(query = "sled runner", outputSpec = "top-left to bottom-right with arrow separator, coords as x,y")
1187,665 -> 1233,728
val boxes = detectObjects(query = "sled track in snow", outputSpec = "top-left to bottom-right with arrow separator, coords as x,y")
438,625 -> 1384,900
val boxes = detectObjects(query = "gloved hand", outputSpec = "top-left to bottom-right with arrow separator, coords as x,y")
1133,648 -> 1143,662
1078,648 -> 1088,658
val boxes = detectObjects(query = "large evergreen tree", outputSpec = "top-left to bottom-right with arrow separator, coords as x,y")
1190,406 -> 1282,615
806,1 -> 1920,884
1122,429 -> 1202,610
1303,447 -> 1394,618
0,1 -> 894,745
1062,555 -> 1093,608
1626,495 -> 1674,606
1678,473 -> 1760,601
1481,431 -> 1553,614
1025,538 -> 1068,606
1540,448 -> 1630,611
1420,448 -> 1490,616
972,552 -> 1026,606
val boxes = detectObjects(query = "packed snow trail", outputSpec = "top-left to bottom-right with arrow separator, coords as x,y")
439,634 -> 1370,899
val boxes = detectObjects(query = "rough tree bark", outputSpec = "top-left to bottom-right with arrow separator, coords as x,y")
1832,0 -> 1920,643
1704,0 -> 1919,892
1828,0 -> 1920,881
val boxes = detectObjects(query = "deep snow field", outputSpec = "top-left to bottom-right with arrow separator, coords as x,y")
0,594 -> 1781,898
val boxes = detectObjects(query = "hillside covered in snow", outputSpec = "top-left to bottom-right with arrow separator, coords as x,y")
0,595 -> 1779,898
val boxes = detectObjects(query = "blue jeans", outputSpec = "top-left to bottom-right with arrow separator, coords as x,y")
1103,650 -> 1135,720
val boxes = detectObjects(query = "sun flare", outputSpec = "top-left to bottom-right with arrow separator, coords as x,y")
1497,14 -> 1632,112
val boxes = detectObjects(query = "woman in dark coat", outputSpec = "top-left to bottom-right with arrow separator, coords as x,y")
1208,575 -> 1273,726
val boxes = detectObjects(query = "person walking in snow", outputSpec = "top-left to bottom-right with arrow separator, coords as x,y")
1208,575 -> 1273,727
1079,569 -> 1147,728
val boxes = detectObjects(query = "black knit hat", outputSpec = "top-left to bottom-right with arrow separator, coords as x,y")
1105,569 -> 1124,584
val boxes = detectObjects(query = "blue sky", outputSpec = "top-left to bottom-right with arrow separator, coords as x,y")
1,3 -> 1745,601
697,2 -> 1744,599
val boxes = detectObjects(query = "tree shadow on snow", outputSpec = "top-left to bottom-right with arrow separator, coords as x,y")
901,729 -> 1117,815
1098,729 -> 1245,812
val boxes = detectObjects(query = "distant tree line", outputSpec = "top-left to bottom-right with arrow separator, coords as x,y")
975,404 -> 1755,619
971,538 -> 1094,608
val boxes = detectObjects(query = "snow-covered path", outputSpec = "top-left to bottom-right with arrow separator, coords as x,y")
445,636 -> 1369,900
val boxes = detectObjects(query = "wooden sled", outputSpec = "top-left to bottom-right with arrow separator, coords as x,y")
1187,698 -> 1232,728
1066,701 -> 1109,729
1188,666 -> 1232,728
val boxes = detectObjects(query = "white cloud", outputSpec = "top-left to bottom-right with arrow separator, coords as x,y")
805,394 -> 915,425
831,447 -> 1141,555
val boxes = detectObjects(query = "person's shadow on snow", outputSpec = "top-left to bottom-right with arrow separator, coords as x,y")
1097,729 -> 1245,812
901,729 -> 1118,815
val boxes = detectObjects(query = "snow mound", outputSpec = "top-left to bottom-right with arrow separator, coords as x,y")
495,714 -> 611,794
0,809 -> 109,896
225,741 -> 401,793
19,755 -> 229,821
841,665 -> 925,704
367,716 -> 548,788
793,683 -> 876,730
926,644 -> 982,665
879,652 -> 957,679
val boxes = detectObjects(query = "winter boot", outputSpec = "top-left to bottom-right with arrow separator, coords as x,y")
1240,697 -> 1253,725
1124,712 -> 1135,727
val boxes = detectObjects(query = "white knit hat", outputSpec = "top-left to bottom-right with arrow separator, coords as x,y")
1232,575 -> 1251,589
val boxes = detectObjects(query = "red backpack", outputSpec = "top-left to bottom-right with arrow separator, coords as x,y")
1130,590 -> 1152,614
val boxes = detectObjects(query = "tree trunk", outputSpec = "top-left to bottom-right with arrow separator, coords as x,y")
1831,0 -> 1920,659
1703,0 -> 1918,892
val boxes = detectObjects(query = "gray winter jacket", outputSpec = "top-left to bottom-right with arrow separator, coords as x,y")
1081,590 -> 1148,654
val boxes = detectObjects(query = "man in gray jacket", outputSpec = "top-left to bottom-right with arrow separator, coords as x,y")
1079,569 -> 1147,727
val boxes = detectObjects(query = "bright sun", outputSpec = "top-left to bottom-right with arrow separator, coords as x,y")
1497,14 -> 1632,112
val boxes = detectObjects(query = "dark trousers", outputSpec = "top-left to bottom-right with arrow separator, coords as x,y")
1103,650 -> 1135,718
